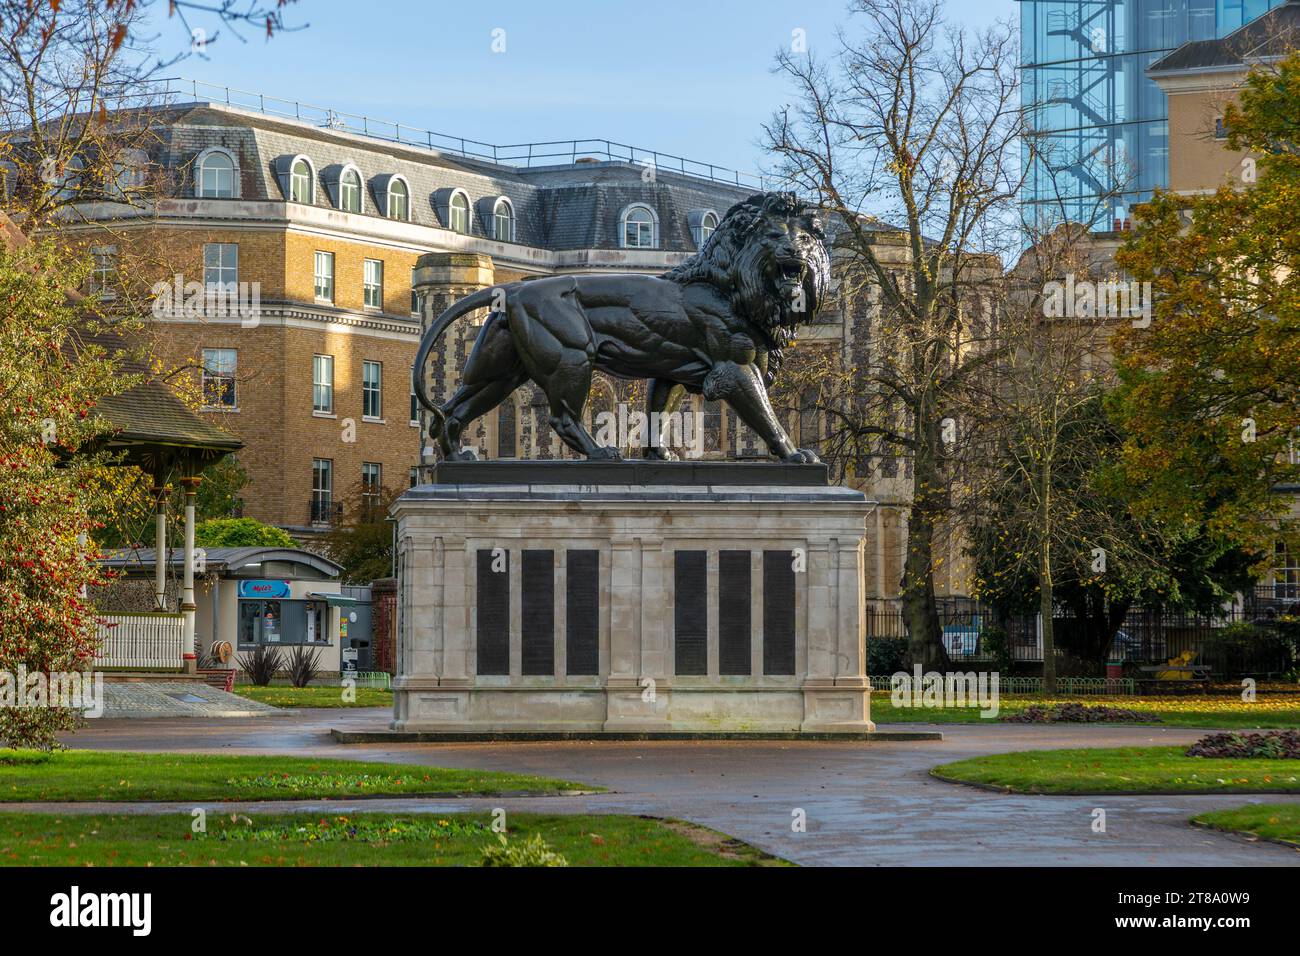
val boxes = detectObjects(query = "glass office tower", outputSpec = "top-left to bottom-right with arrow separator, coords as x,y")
1020,0 -> 1286,226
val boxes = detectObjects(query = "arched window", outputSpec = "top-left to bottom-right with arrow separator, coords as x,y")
496,400 -> 517,459
386,177 -> 409,220
621,204 -> 657,248
799,387 -> 821,448
196,150 -> 236,198
699,211 -> 718,246
289,157 -> 313,203
449,190 -> 470,233
586,382 -> 617,450
493,197 -> 515,241
339,167 -> 362,212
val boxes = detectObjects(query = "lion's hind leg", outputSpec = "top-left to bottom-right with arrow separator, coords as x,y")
545,347 -> 621,460
437,313 -> 526,460
508,293 -> 620,460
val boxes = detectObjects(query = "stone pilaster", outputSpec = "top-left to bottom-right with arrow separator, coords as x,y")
392,468 -> 875,734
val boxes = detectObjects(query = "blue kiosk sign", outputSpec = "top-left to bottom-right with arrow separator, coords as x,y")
238,579 -> 292,599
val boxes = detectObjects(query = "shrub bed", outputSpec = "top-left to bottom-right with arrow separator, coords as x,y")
1002,702 -> 1157,723
1185,730 -> 1300,759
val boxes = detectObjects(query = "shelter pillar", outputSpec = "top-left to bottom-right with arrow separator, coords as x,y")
180,474 -> 200,673
152,478 -> 168,612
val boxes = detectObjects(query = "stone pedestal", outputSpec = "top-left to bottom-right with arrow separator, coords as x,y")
391,461 -> 875,734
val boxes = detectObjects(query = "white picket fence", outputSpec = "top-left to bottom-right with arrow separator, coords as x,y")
94,613 -> 185,670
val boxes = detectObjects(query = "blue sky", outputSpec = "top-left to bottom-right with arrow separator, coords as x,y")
148,0 -> 1019,175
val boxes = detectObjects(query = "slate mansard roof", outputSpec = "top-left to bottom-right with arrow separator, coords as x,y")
152,100 -> 756,254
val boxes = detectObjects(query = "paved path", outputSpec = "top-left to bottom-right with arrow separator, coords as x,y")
29,708 -> 1300,867
96,681 -> 282,719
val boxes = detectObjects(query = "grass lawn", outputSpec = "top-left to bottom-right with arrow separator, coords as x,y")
872,692 -> 1300,728
1192,804 -> 1300,848
232,684 -> 393,708
0,812 -> 785,866
0,750 -> 594,802
932,745 -> 1300,794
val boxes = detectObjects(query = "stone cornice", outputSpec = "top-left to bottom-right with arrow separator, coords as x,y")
59,198 -> 697,276
152,301 -> 423,338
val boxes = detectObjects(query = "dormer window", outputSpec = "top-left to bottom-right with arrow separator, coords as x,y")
621,204 -> 658,248
196,149 -> 236,198
701,211 -> 718,243
113,148 -> 149,200
340,167 -> 362,212
386,177 -> 410,220
289,157 -> 314,203
449,190 -> 470,233
690,209 -> 719,248
492,197 -> 515,241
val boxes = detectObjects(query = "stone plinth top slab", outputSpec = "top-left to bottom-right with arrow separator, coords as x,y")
399,483 -> 870,505
421,459 -> 832,487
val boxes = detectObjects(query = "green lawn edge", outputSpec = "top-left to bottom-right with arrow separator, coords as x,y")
1190,804 -> 1300,849
931,745 -> 1300,794
0,750 -> 599,802
232,685 -> 394,708
0,811 -> 788,867
871,694 -> 1300,729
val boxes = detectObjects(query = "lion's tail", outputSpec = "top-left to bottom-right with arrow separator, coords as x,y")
412,286 -> 500,431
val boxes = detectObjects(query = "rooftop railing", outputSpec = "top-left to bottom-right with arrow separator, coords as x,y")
152,77 -> 771,191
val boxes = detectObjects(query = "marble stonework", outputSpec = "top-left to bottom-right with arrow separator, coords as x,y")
391,476 -> 875,734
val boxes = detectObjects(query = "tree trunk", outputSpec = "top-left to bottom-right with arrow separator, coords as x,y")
1040,558 -> 1057,694
903,444 -> 950,672
1039,459 -> 1057,694
1081,596 -> 1131,672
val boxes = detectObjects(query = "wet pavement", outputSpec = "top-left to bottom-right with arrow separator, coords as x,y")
96,681 -> 283,719
32,708 -> 1300,867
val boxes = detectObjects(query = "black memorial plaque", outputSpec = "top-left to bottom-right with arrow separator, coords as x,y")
476,548 -> 510,675
718,550 -> 752,675
521,549 -> 555,675
565,549 -> 600,675
763,549 -> 796,675
674,550 -> 708,675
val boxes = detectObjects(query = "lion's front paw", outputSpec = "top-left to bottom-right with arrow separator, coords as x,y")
784,448 -> 822,465
589,446 -> 623,461
643,445 -> 678,461
450,447 -> 479,462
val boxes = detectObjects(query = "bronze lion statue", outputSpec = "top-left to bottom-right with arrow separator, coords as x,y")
413,191 -> 830,462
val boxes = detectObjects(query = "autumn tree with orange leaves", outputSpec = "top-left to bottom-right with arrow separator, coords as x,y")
0,239 -> 128,749
1112,52 -> 1300,572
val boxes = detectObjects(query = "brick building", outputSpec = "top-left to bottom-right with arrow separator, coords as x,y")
62,92 -> 766,539
53,85 -> 965,606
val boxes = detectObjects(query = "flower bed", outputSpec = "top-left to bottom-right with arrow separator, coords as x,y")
1185,730 -> 1300,759
1002,702 -> 1156,723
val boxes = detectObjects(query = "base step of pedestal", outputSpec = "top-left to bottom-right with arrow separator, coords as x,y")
393,466 -> 881,736
331,728 -> 943,743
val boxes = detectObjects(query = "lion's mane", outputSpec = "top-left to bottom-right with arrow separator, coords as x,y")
663,192 -> 830,363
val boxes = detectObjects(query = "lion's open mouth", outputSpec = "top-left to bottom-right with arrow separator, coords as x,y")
775,260 -> 805,289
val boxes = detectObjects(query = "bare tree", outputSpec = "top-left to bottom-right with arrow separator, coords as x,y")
763,0 -> 1025,669
0,0 -> 304,229
957,225 -> 1151,691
